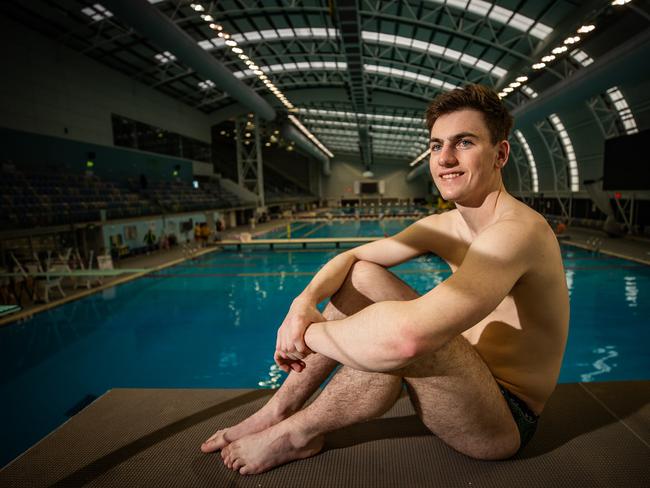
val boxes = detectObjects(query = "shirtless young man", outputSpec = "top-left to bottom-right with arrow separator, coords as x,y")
201,84 -> 570,474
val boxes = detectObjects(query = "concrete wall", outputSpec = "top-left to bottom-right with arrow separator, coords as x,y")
322,160 -> 428,200
0,16 -> 212,147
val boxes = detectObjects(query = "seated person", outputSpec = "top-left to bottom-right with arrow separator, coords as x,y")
201,84 -> 570,475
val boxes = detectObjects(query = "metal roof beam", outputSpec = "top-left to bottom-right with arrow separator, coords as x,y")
101,0 -> 276,121
496,0 -> 605,90
512,28 -> 650,128
333,0 -> 373,169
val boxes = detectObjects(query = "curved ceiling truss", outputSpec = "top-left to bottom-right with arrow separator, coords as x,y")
4,0 -> 649,194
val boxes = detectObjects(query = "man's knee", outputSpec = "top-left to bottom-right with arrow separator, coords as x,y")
347,260 -> 387,292
326,260 -> 418,318
326,261 -> 381,318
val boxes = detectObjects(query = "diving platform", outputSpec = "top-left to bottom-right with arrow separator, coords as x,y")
1,381 -> 648,487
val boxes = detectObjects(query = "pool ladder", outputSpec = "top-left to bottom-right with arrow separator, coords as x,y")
586,237 -> 603,254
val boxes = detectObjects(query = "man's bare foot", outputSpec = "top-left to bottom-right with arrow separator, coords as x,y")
221,417 -> 324,475
201,401 -> 287,453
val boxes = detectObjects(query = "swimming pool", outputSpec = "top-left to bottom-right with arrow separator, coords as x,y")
1,220 -> 649,467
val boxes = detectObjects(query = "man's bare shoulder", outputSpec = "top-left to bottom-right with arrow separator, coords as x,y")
495,199 -> 554,242
482,199 -> 560,268
416,209 -> 460,231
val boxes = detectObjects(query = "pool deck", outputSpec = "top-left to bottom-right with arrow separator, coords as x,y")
1,381 -> 648,487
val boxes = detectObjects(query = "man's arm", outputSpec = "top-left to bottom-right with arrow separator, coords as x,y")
303,220 -> 534,372
274,217 -> 438,372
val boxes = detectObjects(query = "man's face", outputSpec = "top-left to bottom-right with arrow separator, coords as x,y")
429,109 -> 508,206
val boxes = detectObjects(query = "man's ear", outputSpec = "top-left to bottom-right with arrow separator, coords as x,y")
495,140 -> 510,168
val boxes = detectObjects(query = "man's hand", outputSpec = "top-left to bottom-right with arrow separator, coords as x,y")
275,298 -> 325,373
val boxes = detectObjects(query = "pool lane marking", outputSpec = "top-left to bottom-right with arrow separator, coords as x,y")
263,221 -> 310,238
145,268 -> 453,278
301,222 -> 328,238
144,262 -> 647,279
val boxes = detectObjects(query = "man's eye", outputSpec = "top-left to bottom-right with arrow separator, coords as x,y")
431,144 -> 442,152
458,139 -> 472,148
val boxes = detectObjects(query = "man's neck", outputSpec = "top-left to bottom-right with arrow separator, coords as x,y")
454,186 -> 508,237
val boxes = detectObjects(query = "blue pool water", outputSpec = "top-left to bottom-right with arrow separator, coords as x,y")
1,220 -> 649,466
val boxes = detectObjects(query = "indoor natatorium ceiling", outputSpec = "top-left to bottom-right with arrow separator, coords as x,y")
2,0 -> 650,180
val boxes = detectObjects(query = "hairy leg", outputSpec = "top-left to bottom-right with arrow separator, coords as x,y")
220,263 -> 520,474
202,260 -> 417,452
403,335 -> 521,460
223,364 -> 402,474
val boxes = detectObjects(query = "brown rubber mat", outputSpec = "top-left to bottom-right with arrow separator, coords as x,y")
1,382 -> 648,487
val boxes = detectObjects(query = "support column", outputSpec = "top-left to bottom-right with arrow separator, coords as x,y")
236,114 -> 265,207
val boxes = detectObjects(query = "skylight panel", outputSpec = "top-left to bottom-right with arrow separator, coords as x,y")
293,28 -> 312,37
443,48 -> 462,61
198,39 -> 219,50
549,114 -> 579,191
508,13 -> 534,31
198,80 -> 215,90
428,0 -> 552,40
154,51 -> 176,64
468,0 -> 490,16
365,64 -> 456,91
81,3 -> 113,21
460,53 -> 478,66
276,28 -> 293,38
243,31 -> 262,42
606,87 -> 638,134
474,60 -> 493,72
531,23 -> 553,39
300,109 -> 424,126
514,130 -> 539,192
490,5 -> 513,24
570,49 -> 594,67
521,86 -> 538,98
203,27 -> 506,78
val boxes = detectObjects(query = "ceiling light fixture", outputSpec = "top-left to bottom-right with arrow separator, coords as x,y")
577,24 -> 595,33
409,149 -> 430,167
552,46 -> 568,54
515,76 -> 528,83
532,62 -> 546,70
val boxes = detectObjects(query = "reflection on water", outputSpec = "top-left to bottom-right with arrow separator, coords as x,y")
227,283 -> 241,327
258,363 -> 283,388
624,276 -> 638,308
565,269 -> 574,298
580,345 -> 618,382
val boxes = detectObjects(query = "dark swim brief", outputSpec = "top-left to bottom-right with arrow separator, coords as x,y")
498,385 -> 539,451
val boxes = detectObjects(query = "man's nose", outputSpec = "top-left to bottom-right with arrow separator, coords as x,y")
438,144 -> 458,166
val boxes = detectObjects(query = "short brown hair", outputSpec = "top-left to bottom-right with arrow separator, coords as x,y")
425,84 -> 513,144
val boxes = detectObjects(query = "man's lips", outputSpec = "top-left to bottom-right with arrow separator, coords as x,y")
439,171 -> 464,180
